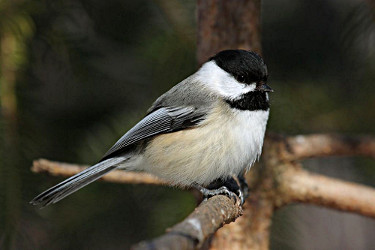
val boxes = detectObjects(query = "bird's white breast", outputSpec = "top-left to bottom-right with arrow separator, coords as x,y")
129,102 -> 269,187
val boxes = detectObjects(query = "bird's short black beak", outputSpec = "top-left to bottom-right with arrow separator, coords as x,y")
259,83 -> 273,92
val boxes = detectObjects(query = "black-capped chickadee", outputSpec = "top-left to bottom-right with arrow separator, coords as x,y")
31,50 -> 272,207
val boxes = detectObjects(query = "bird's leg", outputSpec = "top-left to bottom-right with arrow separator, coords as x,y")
194,176 -> 247,204
237,173 -> 249,202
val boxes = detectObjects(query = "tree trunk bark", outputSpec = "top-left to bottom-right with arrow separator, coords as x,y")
197,0 -> 262,65
197,1 -> 268,248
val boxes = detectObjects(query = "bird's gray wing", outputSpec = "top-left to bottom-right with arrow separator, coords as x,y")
100,106 -> 206,161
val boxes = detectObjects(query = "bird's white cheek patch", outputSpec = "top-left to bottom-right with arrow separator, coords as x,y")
220,82 -> 256,100
196,61 -> 256,100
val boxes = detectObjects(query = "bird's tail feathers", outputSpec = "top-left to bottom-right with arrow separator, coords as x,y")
30,157 -> 127,208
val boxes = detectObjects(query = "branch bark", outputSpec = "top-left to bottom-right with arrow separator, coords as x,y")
31,159 -> 167,185
132,195 -> 242,250
28,0 -> 375,248
31,133 -> 375,249
210,184 -> 274,250
279,167 -> 375,218
280,134 -> 375,161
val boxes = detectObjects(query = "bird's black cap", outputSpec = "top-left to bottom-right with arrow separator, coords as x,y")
210,50 -> 268,85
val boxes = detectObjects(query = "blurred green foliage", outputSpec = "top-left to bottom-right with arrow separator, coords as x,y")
0,0 -> 374,249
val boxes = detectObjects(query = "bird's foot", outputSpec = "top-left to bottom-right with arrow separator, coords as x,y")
195,176 -> 248,205
197,185 -> 238,202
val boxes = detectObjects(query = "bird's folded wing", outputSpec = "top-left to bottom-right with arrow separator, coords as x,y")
100,106 -> 206,161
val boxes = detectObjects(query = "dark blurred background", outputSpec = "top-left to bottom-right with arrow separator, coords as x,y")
0,0 -> 374,249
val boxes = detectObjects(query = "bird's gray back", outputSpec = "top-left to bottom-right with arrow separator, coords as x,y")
148,75 -> 217,114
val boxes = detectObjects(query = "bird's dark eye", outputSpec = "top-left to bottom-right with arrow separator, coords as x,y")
237,75 -> 246,83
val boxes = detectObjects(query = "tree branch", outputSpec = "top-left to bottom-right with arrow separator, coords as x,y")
132,195 -> 242,250
31,159 -> 167,185
210,186 -> 274,250
279,167 -> 375,218
279,134 -> 375,161
31,132 -> 375,249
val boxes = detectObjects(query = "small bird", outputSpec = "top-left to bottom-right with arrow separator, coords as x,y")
31,49 -> 272,207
